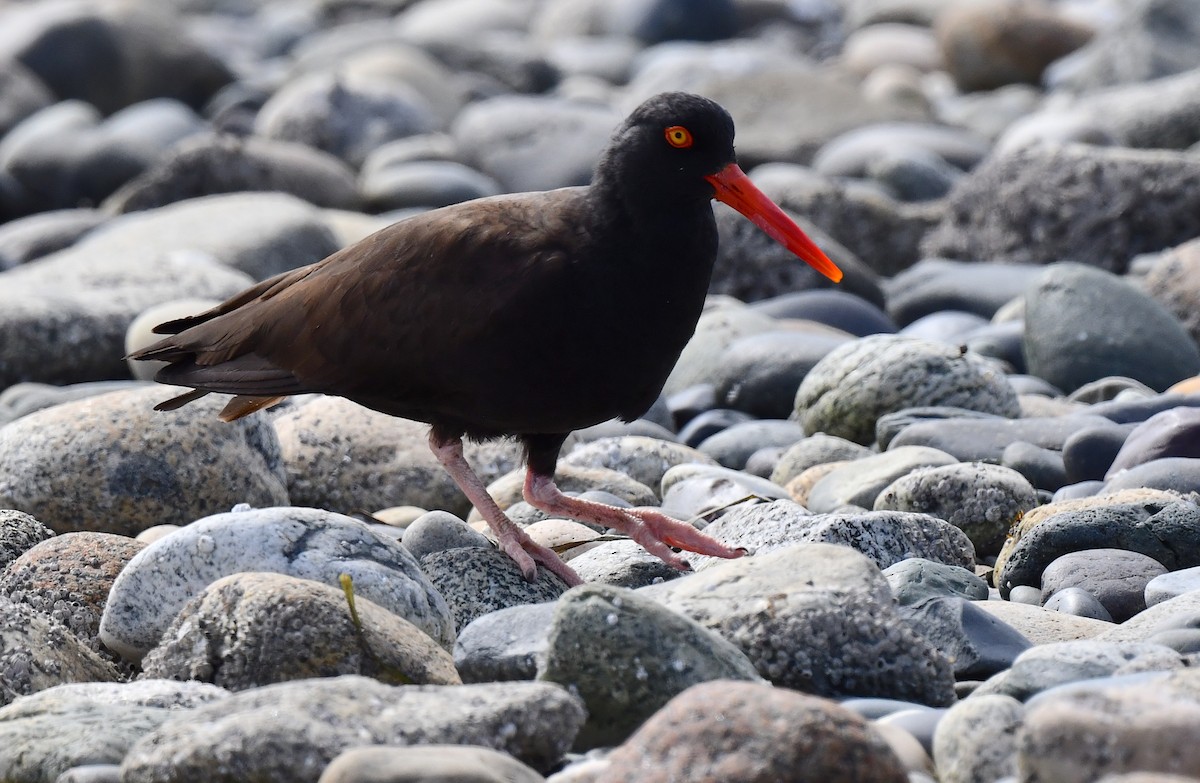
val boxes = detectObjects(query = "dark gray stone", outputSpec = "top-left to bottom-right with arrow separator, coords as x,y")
996,498 -> 1200,595
1044,587 -> 1115,622
454,602 -> 555,684
889,413 -> 1115,463
420,547 -> 570,633
1063,424 -> 1136,483
105,133 -> 361,214
695,420 -> 806,470
883,557 -> 990,606
884,259 -> 1042,327
711,331 -> 849,419
1042,549 -> 1168,622
1024,263 -> 1200,393
748,289 -> 897,336
537,583 -> 761,749
922,146 -> 1200,273
899,597 -> 1032,679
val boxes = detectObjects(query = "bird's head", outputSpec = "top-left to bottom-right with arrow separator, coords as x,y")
603,91 -> 842,283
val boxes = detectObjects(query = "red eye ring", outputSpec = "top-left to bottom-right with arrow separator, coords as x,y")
665,125 -> 693,149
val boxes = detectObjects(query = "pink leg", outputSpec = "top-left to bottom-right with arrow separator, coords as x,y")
522,469 -> 745,572
429,433 -> 582,587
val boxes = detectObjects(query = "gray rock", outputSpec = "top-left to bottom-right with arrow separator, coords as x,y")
996,497 -> 1200,596
1098,591 -> 1200,643
451,95 -> 618,193
711,331 -> 850,419
795,335 -> 1019,445
1045,587 -> 1115,622
538,583 -> 761,749
770,433 -> 873,486
0,532 -> 144,658
1010,68 -> 1200,153
0,509 -> 53,571
902,596 -> 1032,679
975,641 -> 1183,701
972,600 -> 1114,645
360,159 -> 501,211
118,676 -> 585,779
932,694 -> 1024,783
318,745 -> 545,783
692,500 -> 975,573
1106,407 -> 1200,478
884,558 -> 989,605
0,236 -> 251,389
643,543 -> 956,705
883,258 -> 1043,327
99,506 -> 452,662
561,436 -> 715,497
82,191 -> 341,282
563,539 -> 683,588
454,602 -> 556,684
807,445 -> 959,512
1043,0 -> 1200,90
0,209 -> 105,270
624,48 -> 928,169
106,133 -> 361,214
274,396 -> 524,519
1024,263 -> 1200,393
0,60 -> 52,139
0,680 -> 227,783
597,680 -> 908,783
748,289 -> 898,337
141,572 -> 460,690
813,123 -> 989,179
921,146 -> 1200,272
0,595 -> 119,707
400,511 -> 490,561
0,387 -> 288,537
1018,668 -> 1200,783
419,547 -> 568,633
1145,565 -> 1200,608
888,413 -> 1117,463
1103,457 -> 1200,494
1042,549 -> 1168,622
695,420 -> 806,470
255,71 -> 437,167
1003,441 -> 1069,492
0,3 -> 231,114
663,306 -> 779,396
875,462 -> 1038,557
658,465 -> 791,521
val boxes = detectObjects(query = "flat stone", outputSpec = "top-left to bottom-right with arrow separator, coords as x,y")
318,745 -> 544,783
118,676 -> 585,779
807,445 -> 958,513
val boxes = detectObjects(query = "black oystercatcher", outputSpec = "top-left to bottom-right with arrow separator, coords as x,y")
130,92 -> 842,586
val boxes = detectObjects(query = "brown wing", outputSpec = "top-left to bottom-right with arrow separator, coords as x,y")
132,188 -> 593,419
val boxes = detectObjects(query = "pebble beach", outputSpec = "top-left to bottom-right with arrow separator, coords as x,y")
3,0 -> 1200,781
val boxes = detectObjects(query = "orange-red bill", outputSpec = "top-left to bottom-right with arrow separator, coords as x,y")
704,163 -> 843,283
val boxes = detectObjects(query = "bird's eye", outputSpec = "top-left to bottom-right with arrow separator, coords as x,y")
664,125 -> 693,149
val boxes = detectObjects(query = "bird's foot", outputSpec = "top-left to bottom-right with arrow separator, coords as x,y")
429,431 -> 582,587
493,523 -> 583,587
523,471 -> 745,573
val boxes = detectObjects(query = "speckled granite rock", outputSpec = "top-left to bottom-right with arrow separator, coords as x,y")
795,335 -> 1019,445
0,386 -> 287,536
140,572 -> 460,690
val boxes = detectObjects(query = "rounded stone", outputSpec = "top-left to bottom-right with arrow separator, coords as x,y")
140,571 -> 460,690
99,506 -> 453,662
795,334 -> 1020,446
874,462 -> 1038,556
0,386 -> 288,537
